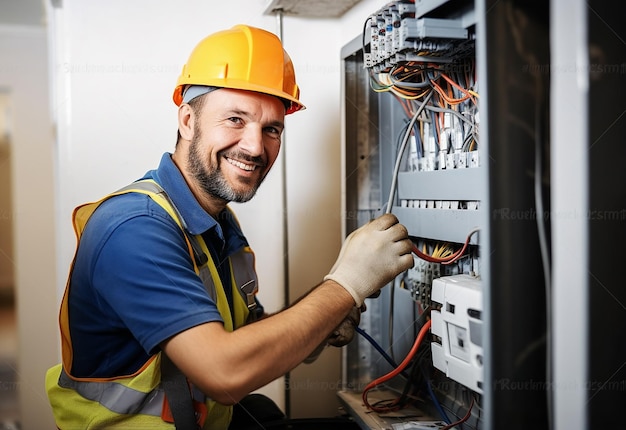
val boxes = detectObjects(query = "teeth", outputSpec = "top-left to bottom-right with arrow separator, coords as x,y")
226,157 -> 256,171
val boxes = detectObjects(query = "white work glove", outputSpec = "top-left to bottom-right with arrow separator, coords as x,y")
324,213 -> 414,307
304,305 -> 364,364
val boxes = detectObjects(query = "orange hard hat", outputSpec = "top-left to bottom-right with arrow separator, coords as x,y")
173,24 -> 305,115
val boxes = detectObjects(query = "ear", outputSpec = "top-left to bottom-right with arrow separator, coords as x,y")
177,104 -> 195,141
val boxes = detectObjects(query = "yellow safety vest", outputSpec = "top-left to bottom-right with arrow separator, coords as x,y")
46,179 -> 257,429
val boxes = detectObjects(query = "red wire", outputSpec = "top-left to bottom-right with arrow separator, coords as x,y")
411,229 -> 478,265
362,319 -> 432,412
440,397 -> 475,430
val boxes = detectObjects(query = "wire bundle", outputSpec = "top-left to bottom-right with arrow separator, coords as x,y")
373,60 -> 479,168
411,228 -> 479,265
358,319 -> 478,426
361,319 -> 432,413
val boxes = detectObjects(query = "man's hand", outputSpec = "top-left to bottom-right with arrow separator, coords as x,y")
327,305 -> 363,347
324,213 -> 414,306
304,305 -> 364,363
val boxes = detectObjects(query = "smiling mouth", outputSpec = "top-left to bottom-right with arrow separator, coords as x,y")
225,156 -> 257,172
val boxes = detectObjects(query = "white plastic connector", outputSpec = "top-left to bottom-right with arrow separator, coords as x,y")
445,153 -> 455,169
457,152 -> 468,169
470,151 -> 480,168
409,135 -> 419,171
455,130 -> 464,151
439,152 -> 447,170
424,156 -> 435,172
430,274 -> 483,394
467,201 -> 479,210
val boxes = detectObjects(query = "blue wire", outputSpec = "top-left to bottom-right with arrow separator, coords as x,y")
424,372 -> 451,424
355,326 -> 399,369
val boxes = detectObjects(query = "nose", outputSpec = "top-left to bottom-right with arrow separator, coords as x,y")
239,125 -> 265,157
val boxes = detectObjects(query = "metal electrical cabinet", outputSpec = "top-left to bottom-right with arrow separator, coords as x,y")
338,1 -> 553,429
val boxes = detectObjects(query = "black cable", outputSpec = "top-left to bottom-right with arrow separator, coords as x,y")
395,343 -> 432,408
361,15 -> 372,56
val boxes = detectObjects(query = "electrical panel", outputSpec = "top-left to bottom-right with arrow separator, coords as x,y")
340,0 -> 483,428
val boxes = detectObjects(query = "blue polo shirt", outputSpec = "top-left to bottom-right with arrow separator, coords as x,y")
68,153 -> 257,378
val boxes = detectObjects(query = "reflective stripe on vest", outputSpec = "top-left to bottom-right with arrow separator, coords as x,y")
58,367 -> 165,416
46,179 -> 254,430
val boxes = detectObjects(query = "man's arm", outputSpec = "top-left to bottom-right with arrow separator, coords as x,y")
162,213 -> 414,405
161,280 -> 353,405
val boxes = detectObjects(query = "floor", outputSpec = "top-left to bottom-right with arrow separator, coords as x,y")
0,301 -> 19,429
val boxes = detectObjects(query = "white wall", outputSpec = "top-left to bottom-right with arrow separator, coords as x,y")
46,0 -> 388,423
0,24 -> 57,430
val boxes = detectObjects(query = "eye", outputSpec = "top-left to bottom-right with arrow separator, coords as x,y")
228,117 -> 244,125
264,126 -> 282,137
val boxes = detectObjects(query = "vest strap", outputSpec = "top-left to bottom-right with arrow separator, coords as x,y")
161,354 -> 201,429
117,180 -> 238,305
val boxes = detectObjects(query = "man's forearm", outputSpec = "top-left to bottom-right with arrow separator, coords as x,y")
162,280 -> 355,404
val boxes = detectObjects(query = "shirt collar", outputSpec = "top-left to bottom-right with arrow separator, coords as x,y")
145,153 -> 217,236
143,153 -> 248,254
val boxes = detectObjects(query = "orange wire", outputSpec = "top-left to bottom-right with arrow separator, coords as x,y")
432,80 -> 471,106
440,72 -> 478,106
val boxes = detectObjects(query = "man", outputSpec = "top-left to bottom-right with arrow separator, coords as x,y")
46,24 -> 414,429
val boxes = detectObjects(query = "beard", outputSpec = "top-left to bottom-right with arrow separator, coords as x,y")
187,130 -> 266,204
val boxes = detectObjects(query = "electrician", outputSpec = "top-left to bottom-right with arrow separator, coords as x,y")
45,24 -> 414,430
